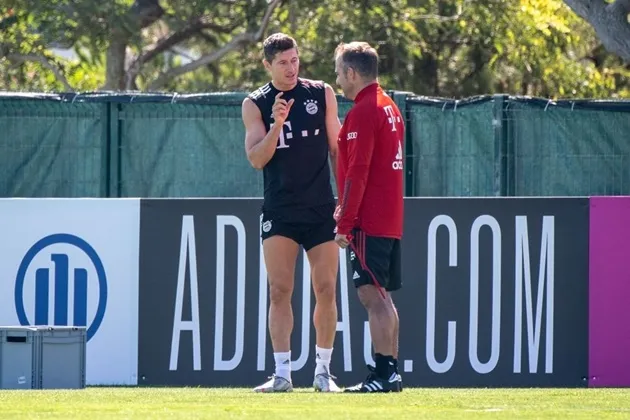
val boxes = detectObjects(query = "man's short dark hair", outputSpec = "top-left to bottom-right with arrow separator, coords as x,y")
263,33 -> 299,63
335,42 -> 378,80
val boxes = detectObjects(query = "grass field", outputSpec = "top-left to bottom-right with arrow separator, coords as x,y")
1,387 -> 629,419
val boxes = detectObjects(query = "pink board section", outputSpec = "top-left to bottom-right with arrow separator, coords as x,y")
589,196 -> 630,387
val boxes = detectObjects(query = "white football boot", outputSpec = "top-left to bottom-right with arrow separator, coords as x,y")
313,371 -> 342,392
253,374 -> 293,393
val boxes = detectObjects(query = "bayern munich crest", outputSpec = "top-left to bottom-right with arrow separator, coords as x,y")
304,99 -> 318,115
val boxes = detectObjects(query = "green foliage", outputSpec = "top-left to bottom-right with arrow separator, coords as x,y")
486,0 -> 622,98
189,0 -> 628,99
0,0 -> 628,98
0,5 -> 104,91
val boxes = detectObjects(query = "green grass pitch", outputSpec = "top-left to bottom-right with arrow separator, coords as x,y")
1,387 -> 629,419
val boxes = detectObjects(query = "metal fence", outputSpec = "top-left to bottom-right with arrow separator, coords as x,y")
1,91 -> 629,198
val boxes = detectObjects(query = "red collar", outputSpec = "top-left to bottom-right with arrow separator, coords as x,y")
354,82 -> 380,103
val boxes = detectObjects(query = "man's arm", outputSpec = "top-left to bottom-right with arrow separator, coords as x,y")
324,83 -> 341,185
335,113 -> 375,236
242,97 -> 283,170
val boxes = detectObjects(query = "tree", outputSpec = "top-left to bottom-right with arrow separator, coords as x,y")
0,0 -> 282,91
0,0 -> 628,98
562,0 -> 630,63
250,0 -> 628,98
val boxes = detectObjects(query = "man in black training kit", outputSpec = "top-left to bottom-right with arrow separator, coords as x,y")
242,32 -> 343,392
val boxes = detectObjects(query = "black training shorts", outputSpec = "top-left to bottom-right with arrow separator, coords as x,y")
347,228 -> 402,292
260,204 -> 336,251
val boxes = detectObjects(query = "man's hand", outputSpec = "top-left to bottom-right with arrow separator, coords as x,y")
335,233 -> 350,249
272,92 -> 294,125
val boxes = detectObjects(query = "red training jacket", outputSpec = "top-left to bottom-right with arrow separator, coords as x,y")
336,83 -> 405,239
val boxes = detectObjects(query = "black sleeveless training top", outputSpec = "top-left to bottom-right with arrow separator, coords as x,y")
248,78 -> 335,217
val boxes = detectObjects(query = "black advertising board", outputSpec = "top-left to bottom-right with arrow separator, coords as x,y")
397,198 -> 589,387
138,197 -> 589,387
137,198 -> 368,387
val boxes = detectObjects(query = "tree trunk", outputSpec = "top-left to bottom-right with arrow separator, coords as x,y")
414,54 -> 439,96
104,37 -> 128,91
103,0 -> 164,90
563,0 -> 630,63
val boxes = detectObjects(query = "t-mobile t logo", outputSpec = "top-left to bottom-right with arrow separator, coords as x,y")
384,105 -> 398,132
277,121 -> 293,149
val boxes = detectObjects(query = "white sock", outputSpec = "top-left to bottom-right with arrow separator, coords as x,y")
315,346 -> 333,375
274,351 -> 291,381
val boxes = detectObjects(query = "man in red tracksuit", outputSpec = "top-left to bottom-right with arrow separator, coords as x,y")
333,41 -> 405,393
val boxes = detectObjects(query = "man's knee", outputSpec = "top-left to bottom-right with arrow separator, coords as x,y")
307,241 -> 338,302
312,276 -> 336,302
263,235 -> 299,305
357,285 -> 388,310
269,274 -> 294,304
